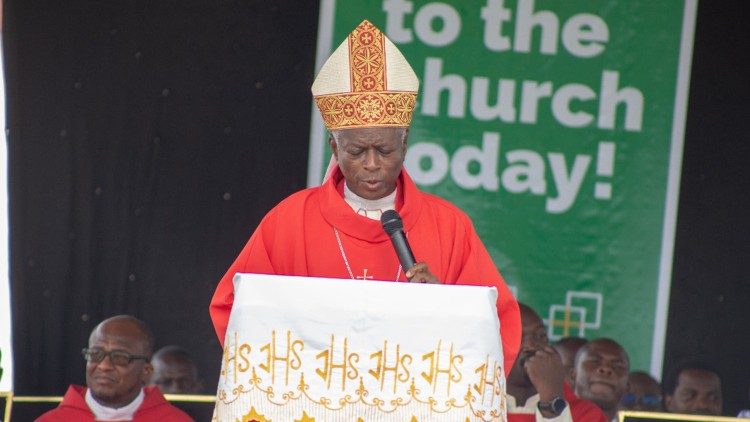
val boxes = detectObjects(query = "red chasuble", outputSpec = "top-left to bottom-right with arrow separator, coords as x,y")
209,168 -> 521,374
35,385 -> 193,422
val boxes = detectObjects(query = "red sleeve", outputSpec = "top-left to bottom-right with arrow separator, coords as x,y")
466,228 -> 521,377
35,408 -> 95,422
153,406 -> 195,422
137,387 -> 195,422
570,401 -> 608,422
564,382 -> 608,422
35,386 -> 95,422
209,212 -> 277,346
446,210 -> 521,377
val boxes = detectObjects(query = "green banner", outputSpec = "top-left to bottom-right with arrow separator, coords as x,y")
309,0 -> 697,375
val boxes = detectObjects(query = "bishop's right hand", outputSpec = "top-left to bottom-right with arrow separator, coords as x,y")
405,262 -> 439,284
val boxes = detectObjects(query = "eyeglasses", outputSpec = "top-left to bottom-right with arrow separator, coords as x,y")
620,393 -> 662,408
81,348 -> 149,367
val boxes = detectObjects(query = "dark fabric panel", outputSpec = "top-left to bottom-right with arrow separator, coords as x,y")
5,0 -> 319,394
665,0 -> 750,416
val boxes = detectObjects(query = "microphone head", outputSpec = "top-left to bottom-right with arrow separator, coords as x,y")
380,209 -> 403,235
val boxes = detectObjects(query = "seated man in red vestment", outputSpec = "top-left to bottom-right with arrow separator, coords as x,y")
36,315 -> 192,422
507,303 -> 606,422
209,19 -> 521,375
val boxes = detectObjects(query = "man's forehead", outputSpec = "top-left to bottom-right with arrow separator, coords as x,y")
678,369 -> 721,387
584,341 -> 627,361
89,322 -> 145,351
156,363 -> 194,377
155,354 -> 192,368
154,356 -> 197,378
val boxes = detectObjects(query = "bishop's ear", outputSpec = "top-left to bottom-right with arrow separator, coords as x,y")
328,134 -> 338,158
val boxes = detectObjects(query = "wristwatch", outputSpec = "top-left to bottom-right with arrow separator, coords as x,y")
537,396 -> 567,417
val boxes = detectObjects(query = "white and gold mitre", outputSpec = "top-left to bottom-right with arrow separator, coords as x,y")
312,20 -> 419,130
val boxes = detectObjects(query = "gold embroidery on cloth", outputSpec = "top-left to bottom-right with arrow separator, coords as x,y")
217,331 -> 505,421
294,411 -> 316,422
217,366 -> 504,420
238,406 -> 271,422
314,92 -> 417,129
348,20 -> 387,93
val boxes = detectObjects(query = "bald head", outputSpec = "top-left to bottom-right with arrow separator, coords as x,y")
90,315 -> 154,358
85,315 -> 155,408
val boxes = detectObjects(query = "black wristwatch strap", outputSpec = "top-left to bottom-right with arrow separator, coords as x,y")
537,396 -> 567,417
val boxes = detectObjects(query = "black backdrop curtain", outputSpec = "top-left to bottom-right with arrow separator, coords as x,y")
5,0 -> 319,395
4,0 -> 750,416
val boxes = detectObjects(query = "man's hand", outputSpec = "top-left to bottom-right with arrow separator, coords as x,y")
524,346 -> 565,402
405,262 -> 439,284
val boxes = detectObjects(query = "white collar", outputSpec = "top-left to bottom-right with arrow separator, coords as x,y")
85,387 -> 145,421
343,183 -> 397,220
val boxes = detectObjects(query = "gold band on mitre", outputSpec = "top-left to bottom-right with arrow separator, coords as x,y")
314,91 -> 417,129
312,20 -> 419,130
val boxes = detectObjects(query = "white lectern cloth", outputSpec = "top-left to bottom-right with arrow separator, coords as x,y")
213,273 -> 506,422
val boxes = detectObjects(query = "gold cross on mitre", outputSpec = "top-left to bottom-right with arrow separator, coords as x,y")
357,269 -> 374,280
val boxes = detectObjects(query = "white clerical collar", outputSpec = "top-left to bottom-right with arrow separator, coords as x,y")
85,387 -> 145,421
343,183 -> 396,220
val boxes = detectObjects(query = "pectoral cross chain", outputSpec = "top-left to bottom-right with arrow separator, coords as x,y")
334,228 -> 403,282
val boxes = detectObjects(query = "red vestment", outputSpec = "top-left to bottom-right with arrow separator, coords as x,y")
507,383 -> 608,422
34,385 -> 193,421
209,168 -> 521,374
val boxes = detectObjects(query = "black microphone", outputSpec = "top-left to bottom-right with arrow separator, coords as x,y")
380,210 -> 416,274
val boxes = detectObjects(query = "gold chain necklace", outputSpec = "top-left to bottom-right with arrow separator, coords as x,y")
333,228 -> 402,281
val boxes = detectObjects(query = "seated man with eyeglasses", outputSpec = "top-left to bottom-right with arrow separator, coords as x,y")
618,371 -> 663,413
36,315 -> 193,421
